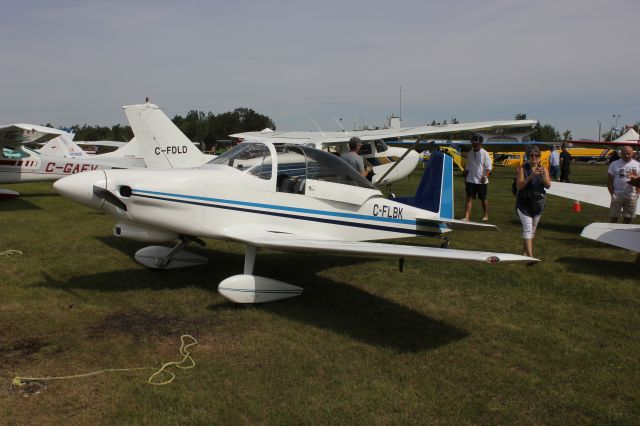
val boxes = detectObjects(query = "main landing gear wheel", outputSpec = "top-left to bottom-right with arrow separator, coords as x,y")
135,236 -> 208,269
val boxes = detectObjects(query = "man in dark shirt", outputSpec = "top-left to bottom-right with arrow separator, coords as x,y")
559,144 -> 572,183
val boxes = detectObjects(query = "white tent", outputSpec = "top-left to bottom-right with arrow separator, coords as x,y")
614,127 -> 640,142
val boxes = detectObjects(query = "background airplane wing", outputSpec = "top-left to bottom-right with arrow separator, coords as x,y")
223,228 -> 537,264
230,120 -> 538,144
0,123 -> 68,146
547,182 -> 615,210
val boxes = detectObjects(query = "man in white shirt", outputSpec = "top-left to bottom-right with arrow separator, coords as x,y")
463,138 -> 492,221
549,145 -> 560,181
607,145 -> 640,223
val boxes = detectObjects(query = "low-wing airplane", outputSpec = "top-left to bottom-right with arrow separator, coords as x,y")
231,120 -> 538,186
54,138 -> 538,304
547,182 -> 640,255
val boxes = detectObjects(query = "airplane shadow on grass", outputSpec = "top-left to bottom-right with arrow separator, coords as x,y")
35,236 -> 468,353
0,198 -> 41,211
556,256 -> 640,277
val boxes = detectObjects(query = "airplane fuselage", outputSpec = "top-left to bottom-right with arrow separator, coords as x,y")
0,151 -> 144,184
59,165 -> 447,244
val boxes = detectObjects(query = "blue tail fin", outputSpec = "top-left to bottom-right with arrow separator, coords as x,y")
396,151 -> 454,219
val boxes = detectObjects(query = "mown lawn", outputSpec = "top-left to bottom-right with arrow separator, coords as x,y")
0,163 -> 638,425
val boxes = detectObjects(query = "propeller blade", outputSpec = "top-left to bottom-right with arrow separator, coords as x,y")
92,185 -> 127,211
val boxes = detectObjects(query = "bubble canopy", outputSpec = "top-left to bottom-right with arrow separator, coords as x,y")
207,142 -> 375,189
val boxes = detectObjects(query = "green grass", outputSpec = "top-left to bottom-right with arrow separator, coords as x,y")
1,163 -> 639,425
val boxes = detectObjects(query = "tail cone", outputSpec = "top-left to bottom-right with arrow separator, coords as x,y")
572,200 -> 582,213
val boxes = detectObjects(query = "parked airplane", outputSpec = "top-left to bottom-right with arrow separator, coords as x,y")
231,120 -> 538,186
547,182 -> 640,256
54,138 -> 538,304
0,134 -> 145,189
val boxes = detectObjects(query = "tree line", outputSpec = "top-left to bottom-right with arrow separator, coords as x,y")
62,107 -> 276,146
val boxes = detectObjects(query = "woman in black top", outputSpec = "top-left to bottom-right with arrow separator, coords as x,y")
515,146 -> 552,258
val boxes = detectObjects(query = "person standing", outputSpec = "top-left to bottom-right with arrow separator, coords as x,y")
549,145 -> 560,181
463,138 -> 492,221
559,144 -> 572,182
341,137 -> 373,179
607,145 -> 640,224
515,146 -> 552,258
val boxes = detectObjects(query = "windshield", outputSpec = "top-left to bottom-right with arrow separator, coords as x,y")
374,140 -> 388,153
2,147 -> 30,159
208,142 -> 272,180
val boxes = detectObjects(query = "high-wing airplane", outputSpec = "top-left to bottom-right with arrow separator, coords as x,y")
231,120 -> 538,186
547,182 -> 640,256
566,128 -> 640,148
0,134 -> 145,189
0,102 -> 212,198
54,137 -> 538,304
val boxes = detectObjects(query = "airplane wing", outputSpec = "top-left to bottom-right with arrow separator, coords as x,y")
0,124 -> 68,146
230,120 -> 538,145
581,223 -> 640,253
224,228 -> 537,264
566,140 -> 640,148
547,182 -> 612,209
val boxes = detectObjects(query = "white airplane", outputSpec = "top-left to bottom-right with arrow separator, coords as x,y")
0,102 -> 211,198
0,134 -> 145,188
231,119 -> 538,185
547,182 -> 640,255
54,134 -> 538,304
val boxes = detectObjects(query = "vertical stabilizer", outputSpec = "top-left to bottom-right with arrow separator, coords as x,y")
123,102 -> 206,169
396,150 -> 454,219
38,134 -> 89,159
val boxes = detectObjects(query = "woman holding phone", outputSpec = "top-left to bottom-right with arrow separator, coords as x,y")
515,146 -> 552,258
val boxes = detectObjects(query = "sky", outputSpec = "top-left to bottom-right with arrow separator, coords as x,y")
1,0 -> 638,139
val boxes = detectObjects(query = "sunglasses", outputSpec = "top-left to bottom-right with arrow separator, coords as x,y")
529,154 -> 540,157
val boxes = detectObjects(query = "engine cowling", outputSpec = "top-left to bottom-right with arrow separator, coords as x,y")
113,222 -> 178,243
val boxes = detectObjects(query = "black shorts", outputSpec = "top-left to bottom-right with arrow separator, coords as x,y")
465,182 -> 488,200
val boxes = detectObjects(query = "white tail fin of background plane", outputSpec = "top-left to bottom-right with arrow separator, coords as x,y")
123,102 -> 208,169
38,134 -> 90,159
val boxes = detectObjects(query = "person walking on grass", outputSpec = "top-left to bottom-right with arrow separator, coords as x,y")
515,146 -> 552,258
463,137 -> 492,221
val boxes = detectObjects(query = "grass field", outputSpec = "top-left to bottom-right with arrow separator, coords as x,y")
1,163 -> 638,425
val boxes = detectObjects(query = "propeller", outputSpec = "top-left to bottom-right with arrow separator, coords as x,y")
92,185 -> 127,211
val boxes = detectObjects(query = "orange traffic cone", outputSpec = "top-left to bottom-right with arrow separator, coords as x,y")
572,200 -> 582,213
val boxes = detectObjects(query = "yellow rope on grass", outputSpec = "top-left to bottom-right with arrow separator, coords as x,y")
12,335 -> 197,388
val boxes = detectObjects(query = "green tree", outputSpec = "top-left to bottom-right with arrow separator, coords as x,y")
530,123 -> 560,141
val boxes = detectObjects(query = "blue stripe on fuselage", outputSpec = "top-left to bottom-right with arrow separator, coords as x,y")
133,189 -> 416,225
131,190 -> 447,236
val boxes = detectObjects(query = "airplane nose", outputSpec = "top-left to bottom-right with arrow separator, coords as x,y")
54,170 -> 107,210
